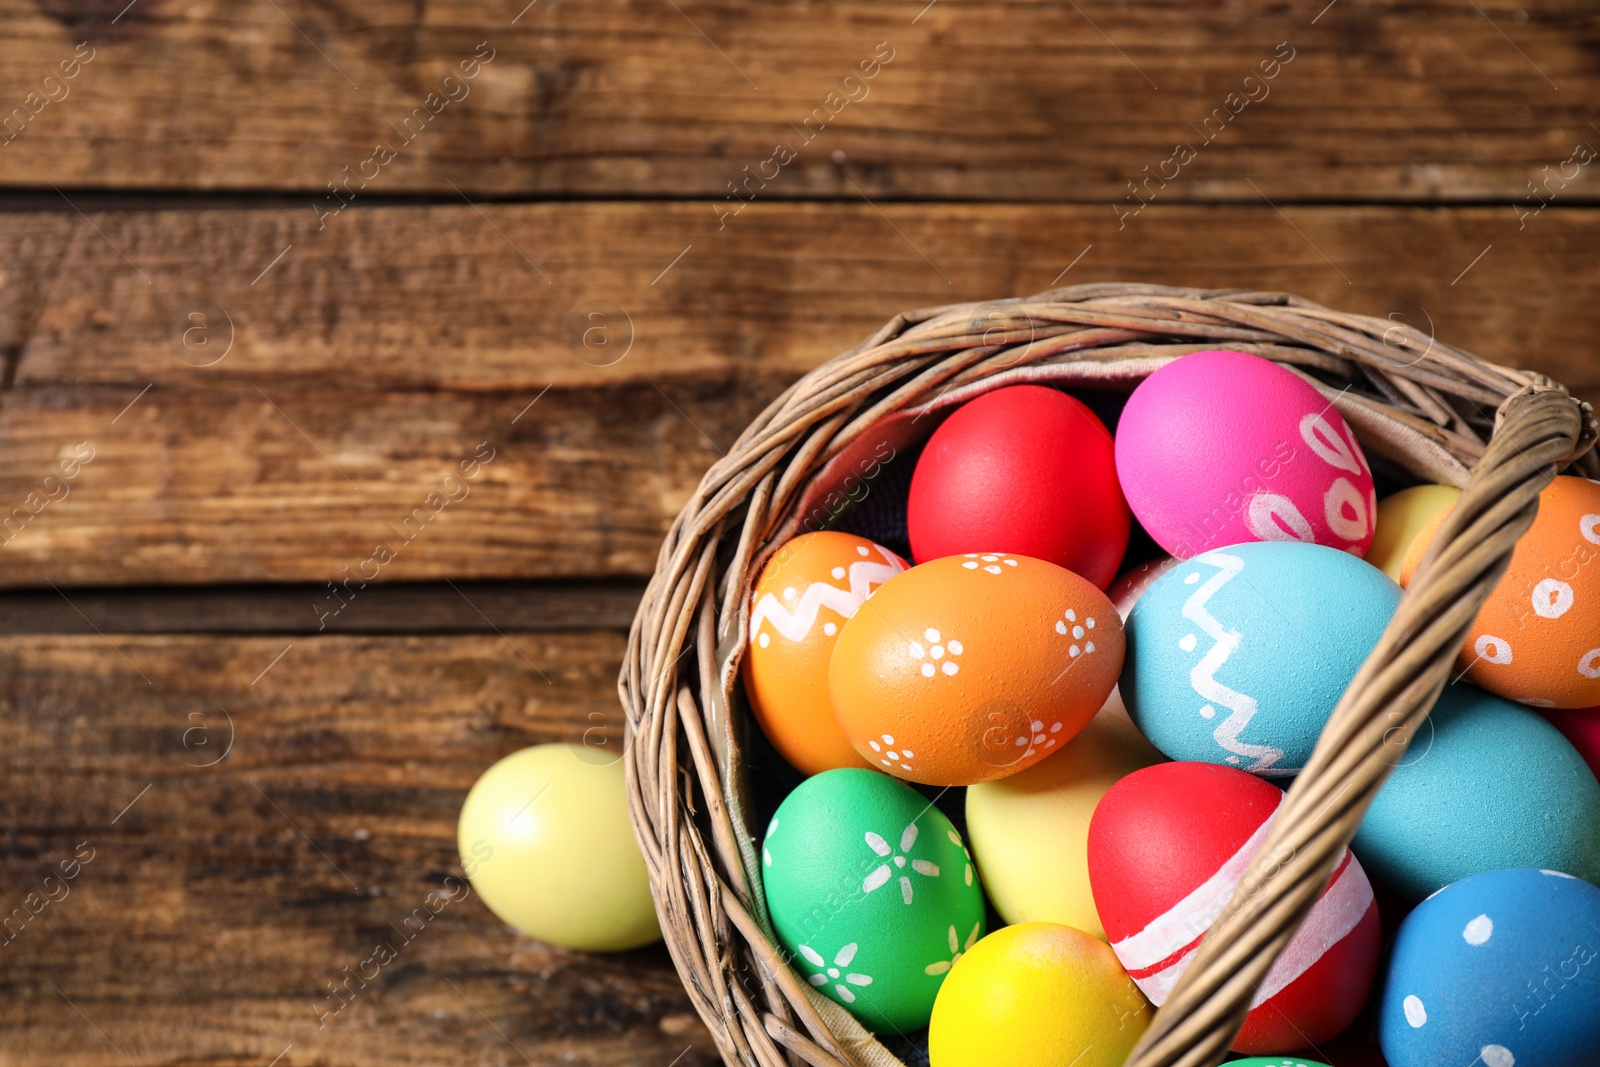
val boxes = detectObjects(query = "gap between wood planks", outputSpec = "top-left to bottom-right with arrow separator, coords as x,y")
5,190 -> 1600,213
0,579 -> 646,634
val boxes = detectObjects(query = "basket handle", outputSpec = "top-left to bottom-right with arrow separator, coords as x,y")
1123,384 -> 1593,1067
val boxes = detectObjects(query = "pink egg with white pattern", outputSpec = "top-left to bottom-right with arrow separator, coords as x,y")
1115,351 -> 1377,559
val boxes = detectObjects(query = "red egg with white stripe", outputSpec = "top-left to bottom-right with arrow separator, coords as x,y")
1087,762 -> 1380,1053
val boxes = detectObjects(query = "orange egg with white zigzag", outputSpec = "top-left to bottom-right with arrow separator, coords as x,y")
1401,475 -> 1600,709
743,532 -> 909,775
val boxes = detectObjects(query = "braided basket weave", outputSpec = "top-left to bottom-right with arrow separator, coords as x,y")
620,283 -> 1598,1067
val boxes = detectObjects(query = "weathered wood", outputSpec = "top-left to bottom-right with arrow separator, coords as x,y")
7,6 -> 1592,1065
0,1 -> 1597,201
14,201 -> 1600,393
0,631 -> 719,1066
0,373 -> 783,585
1,201 -> 1597,589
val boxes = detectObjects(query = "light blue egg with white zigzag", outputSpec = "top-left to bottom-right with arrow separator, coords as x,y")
1121,541 -> 1399,778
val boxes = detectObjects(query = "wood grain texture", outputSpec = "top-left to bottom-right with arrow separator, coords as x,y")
0,630 -> 719,1066
0,1 -> 1598,201
1,200 -> 1597,588
7,5 -> 1595,1065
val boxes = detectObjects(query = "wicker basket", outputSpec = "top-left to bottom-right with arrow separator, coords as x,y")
620,283 -> 1598,1067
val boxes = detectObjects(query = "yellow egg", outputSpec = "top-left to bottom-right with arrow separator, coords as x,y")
457,744 -> 660,952
929,922 -> 1150,1067
965,707 -> 1164,939
1366,484 -> 1461,580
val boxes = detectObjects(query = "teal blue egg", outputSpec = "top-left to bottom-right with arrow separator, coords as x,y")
1122,541 -> 1399,778
1355,684 -> 1600,899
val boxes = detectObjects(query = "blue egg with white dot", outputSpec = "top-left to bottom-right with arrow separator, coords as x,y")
1381,867 -> 1600,1067
1354,683 -> 1600,899
1122,541 -> 1399,778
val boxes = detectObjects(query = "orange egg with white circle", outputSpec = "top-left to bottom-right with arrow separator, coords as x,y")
1401,475 -> 1600,708
828,553 -> 1124,786
743,532 -> 909,775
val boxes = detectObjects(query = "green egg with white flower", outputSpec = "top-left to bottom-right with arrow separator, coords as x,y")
761,768 -> 986,1033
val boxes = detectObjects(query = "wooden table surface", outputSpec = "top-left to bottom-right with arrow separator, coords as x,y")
2,2 -> 1597,1064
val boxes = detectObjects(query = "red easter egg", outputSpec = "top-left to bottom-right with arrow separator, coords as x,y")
1088,762 -> 1380,1053
907,385 -> 1130,589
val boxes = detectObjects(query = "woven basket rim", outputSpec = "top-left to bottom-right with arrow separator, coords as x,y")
620,283 -> 1598,1067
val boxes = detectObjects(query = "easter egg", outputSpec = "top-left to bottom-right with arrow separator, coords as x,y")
1366,484 -> 1461,580
457,745 -> 660,952
965,707 -> 1164,938
1115,350 -> 1377,559
744,531 -> 908,774
907,385 -> 1130,588
1538,704 -> 1600,779
1380,868 -> 1600,1067
927,923 -> 1150,1067
1088,762 -> 1381,1053
830,554 -> 1124,786
1123,541 -> 1400,778
761,768 -> 985,1033
1402,475 -> 1600,708
1353,683 -> 1600,899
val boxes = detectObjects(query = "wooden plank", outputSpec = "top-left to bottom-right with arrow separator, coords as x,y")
0,1 -> 1597,200
10,202 -> 1598,394
0,631 -> 721,1066
0,373 -> 782,585
2,201 -> 1597,588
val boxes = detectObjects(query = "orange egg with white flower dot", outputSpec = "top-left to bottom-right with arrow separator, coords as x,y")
744,531 -> 910,775
1401,474 -> 1600,708
828,553 -> 1124,786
